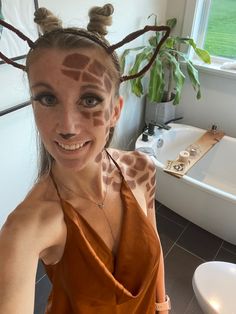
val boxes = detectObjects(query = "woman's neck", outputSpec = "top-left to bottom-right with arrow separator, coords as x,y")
52,151 -> 109,201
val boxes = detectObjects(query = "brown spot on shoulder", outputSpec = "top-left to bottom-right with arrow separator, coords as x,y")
95,153 -> 102,163
146,182 -> 151,191
137,172 -> 149,184
62,53 -> 90,69
111,151 -> 120,160
134,157 -> 147,171
126,180 -> 136,189
112,181 -> 120,192
120,154 -> 133,166
126,168 -> 137,178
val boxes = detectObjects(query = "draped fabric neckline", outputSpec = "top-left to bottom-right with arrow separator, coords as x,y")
42,151 -> 161,313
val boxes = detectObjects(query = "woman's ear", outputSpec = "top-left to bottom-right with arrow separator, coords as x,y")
110,96 -> 124,127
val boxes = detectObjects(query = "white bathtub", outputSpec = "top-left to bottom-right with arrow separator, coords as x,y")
135,123 -> 236,245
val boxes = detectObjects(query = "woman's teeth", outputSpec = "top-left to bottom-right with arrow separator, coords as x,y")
57,141 -> 87,151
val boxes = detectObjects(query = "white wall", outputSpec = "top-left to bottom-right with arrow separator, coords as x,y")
166,0 -> 236,137
0,0 -> 167,225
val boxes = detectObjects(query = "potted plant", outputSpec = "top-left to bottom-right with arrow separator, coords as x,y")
120,16 -> 211,125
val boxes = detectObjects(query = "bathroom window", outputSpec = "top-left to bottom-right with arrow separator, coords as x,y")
183,0 -> 236,69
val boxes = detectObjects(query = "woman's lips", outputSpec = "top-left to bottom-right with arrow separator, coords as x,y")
56,140 -> 90,151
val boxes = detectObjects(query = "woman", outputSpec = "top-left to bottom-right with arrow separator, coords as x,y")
0,4 -> 170,313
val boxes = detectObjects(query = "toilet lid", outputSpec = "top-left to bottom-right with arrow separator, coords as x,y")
193,261 -> 236,313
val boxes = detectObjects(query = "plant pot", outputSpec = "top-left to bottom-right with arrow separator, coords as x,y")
145,94 -> 176,126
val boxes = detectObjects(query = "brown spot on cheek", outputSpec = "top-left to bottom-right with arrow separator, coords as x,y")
62,53 -> 90,69
61,70 -> 81,81
104,109 -> 110,122
93,119 -> 105,126
80,111 -> 92,119
92,111 -> 103,117
88,60 -> 106,76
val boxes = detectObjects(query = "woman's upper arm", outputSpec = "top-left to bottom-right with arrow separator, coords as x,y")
0,212 -> 41,314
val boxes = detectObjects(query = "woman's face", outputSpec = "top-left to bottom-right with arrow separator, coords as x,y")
28,48 -> 123,171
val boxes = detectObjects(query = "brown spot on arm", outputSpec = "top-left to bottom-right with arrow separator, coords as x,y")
134,157 -> 147,171
137,173 -> 149,184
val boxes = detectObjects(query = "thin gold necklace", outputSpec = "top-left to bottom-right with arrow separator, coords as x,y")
57,151 -> 110,209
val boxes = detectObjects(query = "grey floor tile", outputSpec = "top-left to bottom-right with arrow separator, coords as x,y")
184,296 -> 204,314
156,214 -> 184,257
177,223 -> 223,261
222,241 -> 236,255
36,260 -> 46,282
34,275 -> 52,314
214,247 -> 236,264
157,203 -> 189,228
164,245 -> 203,314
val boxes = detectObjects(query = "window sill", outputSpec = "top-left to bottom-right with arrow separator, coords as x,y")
192,59 -> 236,80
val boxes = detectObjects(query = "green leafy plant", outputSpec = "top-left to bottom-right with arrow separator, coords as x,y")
120,16 -> 211,105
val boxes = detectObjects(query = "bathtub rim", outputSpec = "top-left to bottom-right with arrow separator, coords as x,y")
152,157 -> 236,203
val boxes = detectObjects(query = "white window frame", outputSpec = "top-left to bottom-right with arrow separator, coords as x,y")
182,0 -> 236,79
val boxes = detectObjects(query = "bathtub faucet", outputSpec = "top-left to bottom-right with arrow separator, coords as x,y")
148,117 -> 183,135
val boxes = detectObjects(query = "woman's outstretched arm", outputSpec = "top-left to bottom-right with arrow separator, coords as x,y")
0,210 -> 40,314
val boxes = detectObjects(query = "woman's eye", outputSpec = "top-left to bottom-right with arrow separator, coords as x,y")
32,94 -> 57,107
81,95 -> 103,108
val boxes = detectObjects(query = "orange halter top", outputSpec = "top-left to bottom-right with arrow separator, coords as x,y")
42,153 -> 161,313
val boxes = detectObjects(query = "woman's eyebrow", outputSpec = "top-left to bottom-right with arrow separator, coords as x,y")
30,82 -> 53,90
80,84 -> 106,93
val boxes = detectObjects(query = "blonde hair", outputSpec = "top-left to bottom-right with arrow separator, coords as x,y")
28,4 -> 120,179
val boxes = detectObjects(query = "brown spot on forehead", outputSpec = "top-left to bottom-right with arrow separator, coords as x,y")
88,60 -> 107,76
62,53 -> 90,69
104,75 -> 112,93
61,69 -> 81,81
82,72 -> 103,86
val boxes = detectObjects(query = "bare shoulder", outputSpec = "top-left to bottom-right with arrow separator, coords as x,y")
107,148 -> 156,213
1,175 -> 65,257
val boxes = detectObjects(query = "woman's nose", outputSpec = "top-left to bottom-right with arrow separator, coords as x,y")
56,107 -> 79,135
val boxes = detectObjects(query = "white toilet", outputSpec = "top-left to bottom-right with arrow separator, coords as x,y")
192,261 -> 236,314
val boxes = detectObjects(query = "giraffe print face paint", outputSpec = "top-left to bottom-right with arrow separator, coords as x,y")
29,49 -> 120,171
